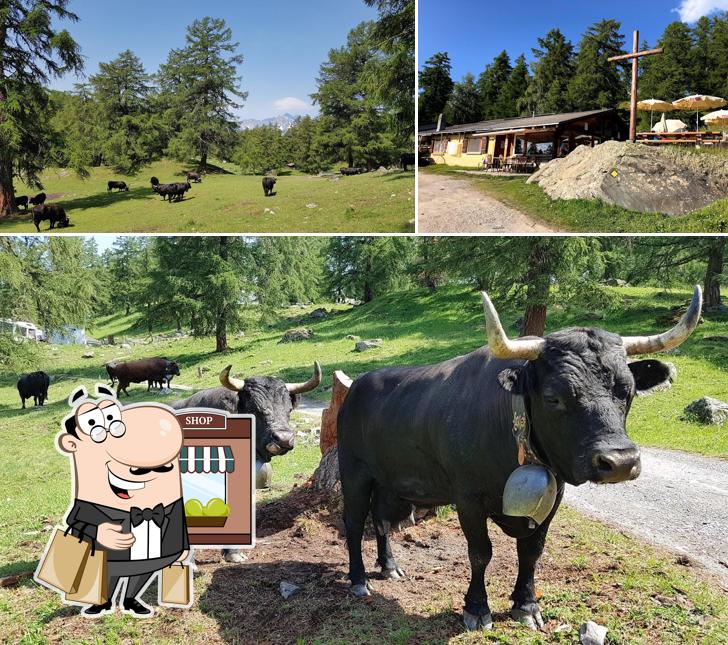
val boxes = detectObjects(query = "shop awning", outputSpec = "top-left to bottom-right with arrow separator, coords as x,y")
180,446 -> 235,474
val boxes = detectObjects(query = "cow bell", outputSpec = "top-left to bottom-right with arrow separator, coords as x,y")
502,464 -> 557,527
256,460 -> 272,489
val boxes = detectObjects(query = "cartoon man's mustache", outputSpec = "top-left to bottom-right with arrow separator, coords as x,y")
129,464 -> 174,476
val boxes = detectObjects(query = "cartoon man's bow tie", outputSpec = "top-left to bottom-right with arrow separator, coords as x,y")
130,504 -> 165,527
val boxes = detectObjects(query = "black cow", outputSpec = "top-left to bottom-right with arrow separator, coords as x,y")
154,182 -> 191,202
337,287 -> 702,632
33,204 -> 69,232
147,360 -> 181,391
108,181 -> 129,192
17,371 -> 50,409
400,153 -> 416,171
16,196 -> 29,211
262,177 -> 277,197
106,358 -> 179,396
187,171 -> 203,183
29,193 -> 47,207
340,167 -> 367,176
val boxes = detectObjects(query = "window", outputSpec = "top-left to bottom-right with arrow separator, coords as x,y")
465,138 -> 482,154
432,138 -> 446,153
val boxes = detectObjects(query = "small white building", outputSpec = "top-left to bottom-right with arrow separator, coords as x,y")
0,319 -> 44,341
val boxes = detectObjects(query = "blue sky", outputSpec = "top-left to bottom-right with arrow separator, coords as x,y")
419,0 -> 728,79
51,0 -> 377,120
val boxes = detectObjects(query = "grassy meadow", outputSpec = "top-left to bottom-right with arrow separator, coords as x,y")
423,165 -> 728,233
0,160 -> 415,233
1,286 -> 727,642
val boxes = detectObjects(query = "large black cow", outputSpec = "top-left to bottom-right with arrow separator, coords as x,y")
172,362 -> 321,562
337,287 -> 702,632
262,177 -> 277,197
400,153 -> 415,171
106,358 -> 180,396
33,204 -> 69,232
108,181 -> 129,192
17,371 -> 50,409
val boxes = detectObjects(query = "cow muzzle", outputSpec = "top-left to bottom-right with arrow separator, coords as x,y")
591,447 -> 641,483
266,431 -> 295,456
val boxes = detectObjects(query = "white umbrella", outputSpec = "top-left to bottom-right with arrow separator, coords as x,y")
703,109 -> 728,134
672,95 -> 727,131
637,99 -> 674,130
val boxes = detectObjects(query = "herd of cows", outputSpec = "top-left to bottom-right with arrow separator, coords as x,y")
9,287 -> 704,632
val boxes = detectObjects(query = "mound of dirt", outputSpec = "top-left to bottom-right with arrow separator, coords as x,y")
527,141 -> 728,215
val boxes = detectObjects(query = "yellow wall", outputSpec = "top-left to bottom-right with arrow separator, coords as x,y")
427,135 -> 486,167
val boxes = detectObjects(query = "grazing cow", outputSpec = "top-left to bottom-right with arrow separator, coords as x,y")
262,177 -> 277,197
340,167 -> 367,176
33,204 -> 69,233
187,171 -> 202,183
400,153 -> 416,171
107,358 -> 180,396
17,371 -> 50,409
154,182 -> 191,202
337,287 -> 702,632
16,196 -> 29,211
107,181 -> 129,192
29,192 -> 47,207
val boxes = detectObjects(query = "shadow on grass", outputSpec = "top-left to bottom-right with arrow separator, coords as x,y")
52,187 -> 155,212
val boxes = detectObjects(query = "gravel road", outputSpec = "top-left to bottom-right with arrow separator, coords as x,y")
418,171 -> 557,233
565,447 -> 728,586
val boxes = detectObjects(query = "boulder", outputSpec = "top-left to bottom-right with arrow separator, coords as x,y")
605,278 -> 629,287
309,308 -> 329,319
527,141 -> 728,215
345,334 -> 361,341
355,339 -> 383,352
279,581 -> 300,600
280,328 -> 313,344
82,351 -> 94,359
684,397 -> 728,425
320,370 -> 353,454
579,621 -> 608,645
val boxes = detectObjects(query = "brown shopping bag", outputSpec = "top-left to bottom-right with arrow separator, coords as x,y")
35,526 -> 91,594
160,563 -> 191,607
64,545 -> 108,606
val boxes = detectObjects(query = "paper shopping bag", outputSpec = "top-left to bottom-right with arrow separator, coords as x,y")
160,563 -> 191,607
65,547 -> 108,606
35,527 -> 91,594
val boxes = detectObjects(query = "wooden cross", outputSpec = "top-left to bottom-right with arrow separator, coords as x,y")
608,31 -> 664,142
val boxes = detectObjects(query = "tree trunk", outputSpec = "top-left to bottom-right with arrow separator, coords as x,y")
215,237 -> 229,353
521,241 -> 553,338
200,148 -> 208,171
522,304 -> 547,337
0,157 -> 16,217
703,238 -> 724,311
347,148 -> 354,168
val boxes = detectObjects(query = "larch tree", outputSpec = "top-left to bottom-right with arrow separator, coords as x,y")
159,17 -> 247,169
0,1 -> 83,216
445,73 -> 482,126
418,52 -> 454,125
476,50 -> 512,119
522,29 -> 575,115
503,54 -> 531,117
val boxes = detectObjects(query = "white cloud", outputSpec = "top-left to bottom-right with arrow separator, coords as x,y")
675,0 -> 728,22
272,96 -> 314,114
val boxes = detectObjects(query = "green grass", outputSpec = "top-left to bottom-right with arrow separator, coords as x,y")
424,165 -> 728,233
1,287 -> 727,642
0,159 -> 414,233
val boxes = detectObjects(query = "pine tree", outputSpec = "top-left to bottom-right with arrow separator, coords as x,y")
705,13 -> 728,97
522,29 -> 575,115
476,51 -> 512,119
284,117 -> 325,174
568,20 -> 627,111
0,1 -> 83,216
445,74 -> 482,125
159,17 -> 247,169
235,126 -> 285,175
640,22 -> 695,101
502,54 -> 531,117
418,52 -> 454,124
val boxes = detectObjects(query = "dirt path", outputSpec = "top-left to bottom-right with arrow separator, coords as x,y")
564,446 -> 728,586
418,171 -> 557,233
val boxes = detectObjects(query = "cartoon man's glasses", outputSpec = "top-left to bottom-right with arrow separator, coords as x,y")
76,403 -> 126,443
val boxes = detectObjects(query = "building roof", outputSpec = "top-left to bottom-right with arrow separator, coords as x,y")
419,109 -> 619,136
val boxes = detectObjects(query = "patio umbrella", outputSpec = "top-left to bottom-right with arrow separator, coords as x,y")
672,95 -> 727,131
637,98 -> 674,130
702,109 -> 728,133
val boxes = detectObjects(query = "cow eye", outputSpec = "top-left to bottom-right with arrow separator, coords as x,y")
544,395 -> 565,411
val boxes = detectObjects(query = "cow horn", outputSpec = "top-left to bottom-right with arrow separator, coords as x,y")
220,365 -> 245,391
286,361 -> 322,394
481,292 -> 546,360
621,285 -> 702,356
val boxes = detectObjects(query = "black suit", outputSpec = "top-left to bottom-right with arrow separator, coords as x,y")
66,498 -> 189,601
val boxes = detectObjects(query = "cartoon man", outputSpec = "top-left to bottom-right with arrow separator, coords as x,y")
57,384 -> 189,617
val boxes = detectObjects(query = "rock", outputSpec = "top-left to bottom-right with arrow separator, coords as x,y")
280,328 -> 313,343
345,334 -> 360,341
259,359 -> 273,366
320,370 -> 353,454
256,460 -> 272,489
158,388 -> 174,396
683,397 -> 728,425
579,621 -> 608,645
527,141 -> 728,215
82,351 -> 94,359
120,343 -> 132,349
605,278 -> 629,287
279,581 -> 300,599
306,203 -> 318,209
355,339 -> 383,352
309,308 -> 329,319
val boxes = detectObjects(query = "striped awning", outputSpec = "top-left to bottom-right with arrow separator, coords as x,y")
180,446 -> 235,474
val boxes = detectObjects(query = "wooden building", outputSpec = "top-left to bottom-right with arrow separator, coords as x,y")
418,109 -> 628,169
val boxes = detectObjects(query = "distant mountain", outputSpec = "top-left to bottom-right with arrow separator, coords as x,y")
239,113 -> 300,133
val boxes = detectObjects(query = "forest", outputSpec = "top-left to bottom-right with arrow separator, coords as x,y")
0,0 -> 414,216
419,13 -> 728,129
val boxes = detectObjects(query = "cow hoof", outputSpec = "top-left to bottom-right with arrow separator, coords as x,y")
381,567 -> 405,580
463,610 -> 493,631
511,606 -> 544,630
351,582 -> 372,598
